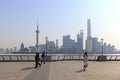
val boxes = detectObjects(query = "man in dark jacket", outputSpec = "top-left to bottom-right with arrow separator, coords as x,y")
34,52 -> 41,68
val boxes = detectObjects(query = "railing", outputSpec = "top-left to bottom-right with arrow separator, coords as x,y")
0,53 -> 120,62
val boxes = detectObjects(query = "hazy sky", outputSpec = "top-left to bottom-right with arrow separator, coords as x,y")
0,0 -> 120,50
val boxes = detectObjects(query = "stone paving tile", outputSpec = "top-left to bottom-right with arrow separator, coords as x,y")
49,61 -> 120,80
0,61 -> 120,80
0,62 -> 34,80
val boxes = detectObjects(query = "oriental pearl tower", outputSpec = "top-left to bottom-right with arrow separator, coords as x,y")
36,20 -> 39,52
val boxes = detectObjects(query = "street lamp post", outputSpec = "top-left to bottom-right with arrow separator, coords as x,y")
97,38 -> 106,61
45,37 -> 48,55
101,38 -> 104,56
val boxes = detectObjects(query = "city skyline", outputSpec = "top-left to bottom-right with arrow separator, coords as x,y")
0,0 -> 120,50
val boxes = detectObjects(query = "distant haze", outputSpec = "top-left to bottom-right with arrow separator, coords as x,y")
0,0 -> 120,50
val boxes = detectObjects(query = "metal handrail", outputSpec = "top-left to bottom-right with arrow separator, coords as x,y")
0,53 -> 120,62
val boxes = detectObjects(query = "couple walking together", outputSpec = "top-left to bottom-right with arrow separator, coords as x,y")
34,51 -> 46,68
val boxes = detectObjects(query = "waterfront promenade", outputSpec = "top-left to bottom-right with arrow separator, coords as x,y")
0,61 -> 120,80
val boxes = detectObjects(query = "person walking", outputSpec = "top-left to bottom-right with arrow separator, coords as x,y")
83,52 -> 88,71
34,52 -> 41,68
41,51 -> 46,64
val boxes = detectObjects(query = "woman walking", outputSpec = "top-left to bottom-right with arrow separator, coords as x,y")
83,52 -> 88,71
41,51 -> 46,64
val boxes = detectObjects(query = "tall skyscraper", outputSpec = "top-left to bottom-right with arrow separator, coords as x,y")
63,35 -> 71,49
47,41 -> 56,53
92,37 -> 98,53
56,39 -> 59,50
63,35 -> 75,52
20,43 -> 25,52
87,19 -> 91,39
36,20 -> 39,52
86,19 -> 92,53
77,30 -> 83,52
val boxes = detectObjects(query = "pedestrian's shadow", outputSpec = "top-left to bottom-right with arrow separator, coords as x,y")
21,67 -> 33,70
76,69 -> 85,73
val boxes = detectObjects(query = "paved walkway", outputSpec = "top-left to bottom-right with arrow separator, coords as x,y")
0,62 -> 34,80
24,62 -> 50,80
0,61 -> 120,80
